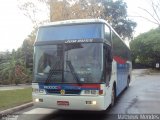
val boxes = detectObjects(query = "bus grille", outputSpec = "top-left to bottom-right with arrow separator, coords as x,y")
46,89 -> 81,95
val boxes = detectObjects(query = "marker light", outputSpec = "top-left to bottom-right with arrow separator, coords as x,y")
99,90 -> 103,95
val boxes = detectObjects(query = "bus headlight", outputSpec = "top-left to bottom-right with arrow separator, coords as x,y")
91,90 -> 97,94
84,90 -> 91,94
32,88 -> 45,93
81,90 -> 104,95
82,90 -> 99,95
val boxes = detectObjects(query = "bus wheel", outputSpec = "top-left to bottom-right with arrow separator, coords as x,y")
111,86 -> 116,107
127,77 -> 130,88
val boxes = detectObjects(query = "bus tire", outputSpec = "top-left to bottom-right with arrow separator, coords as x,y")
111,84 -> 116,107
126,76 -> 130,88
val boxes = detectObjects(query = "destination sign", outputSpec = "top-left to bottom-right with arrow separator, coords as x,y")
65,39 -> 93,43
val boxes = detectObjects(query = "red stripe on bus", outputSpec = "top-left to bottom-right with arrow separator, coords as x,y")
113,56 -> 127,64
73,84 -> 100,89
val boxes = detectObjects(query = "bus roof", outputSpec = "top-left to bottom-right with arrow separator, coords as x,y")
39,19 -> 111,27
38,19 -> 129,49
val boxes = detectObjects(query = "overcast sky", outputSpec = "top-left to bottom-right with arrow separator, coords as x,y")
0,0 -> 33,51
0,0 -> 158,52
124,0 -> 158,36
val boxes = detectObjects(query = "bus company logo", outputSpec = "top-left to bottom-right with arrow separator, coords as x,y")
65,39 -> 93,43
44,86 -> 61,89
60,90 -> 65,95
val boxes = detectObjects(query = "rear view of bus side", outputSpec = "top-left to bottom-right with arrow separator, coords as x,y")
32,19 -> 132,111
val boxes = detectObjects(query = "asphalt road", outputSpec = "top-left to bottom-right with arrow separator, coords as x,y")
3,69 -> 160,120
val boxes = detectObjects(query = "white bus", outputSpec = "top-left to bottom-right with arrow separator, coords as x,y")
32,19 -> 132,111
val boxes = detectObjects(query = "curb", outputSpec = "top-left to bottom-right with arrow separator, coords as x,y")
147,73 -> 160,75
0,102 -> 33,115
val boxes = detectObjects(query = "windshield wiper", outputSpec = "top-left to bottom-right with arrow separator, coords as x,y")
45,61 -> 62,84
66,60 -> 81,83
45,60 -> 80,84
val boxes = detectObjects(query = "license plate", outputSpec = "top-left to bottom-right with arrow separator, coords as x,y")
57,101 -> 69,106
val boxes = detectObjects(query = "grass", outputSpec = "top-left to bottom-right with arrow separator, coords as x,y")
0,87 -> 32,111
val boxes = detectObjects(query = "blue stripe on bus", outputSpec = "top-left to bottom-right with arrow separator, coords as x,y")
116,63 -> 129,96
38,83 -> 100,90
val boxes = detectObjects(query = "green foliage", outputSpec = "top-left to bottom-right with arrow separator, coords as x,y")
130,28 -> 160,67
0,29 -> 37,85
0,50 -> 28,85
103,0 -> 137,39
22,29 -> 36,70
0,88 -> 32,111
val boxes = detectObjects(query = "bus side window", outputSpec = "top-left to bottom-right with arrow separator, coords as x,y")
104,25 -> 111,45
104,44 -> 112,86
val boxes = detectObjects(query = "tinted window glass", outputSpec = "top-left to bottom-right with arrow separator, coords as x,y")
37,24 -> 103,41
33,43 -> 103,83
104,25 -> 111,45
112,32 -> 130,60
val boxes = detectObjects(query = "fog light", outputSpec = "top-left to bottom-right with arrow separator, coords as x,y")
86,101 -> 92,104
92,101 -> 96,105
35,98 -> 39,102
35,98 -> 43,102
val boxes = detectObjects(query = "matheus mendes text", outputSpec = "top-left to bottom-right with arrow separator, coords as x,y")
118,114 -> 160,120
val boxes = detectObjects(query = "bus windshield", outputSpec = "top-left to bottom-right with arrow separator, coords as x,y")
34,43 -> 103,83
37,24 -> 103,41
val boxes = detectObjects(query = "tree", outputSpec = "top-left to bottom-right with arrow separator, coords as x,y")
0,27 -> 37,85
21,28 -> 36,71
18,0 -> 137,39
103,0 -> 137,39
0,50 -> 29,85
17,0 -> 50,27
130,28 -> 160,67
50,0 -> 104,20
136,0 -> 160,27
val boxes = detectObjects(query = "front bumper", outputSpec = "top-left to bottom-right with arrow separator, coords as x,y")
32,94 -> 106,111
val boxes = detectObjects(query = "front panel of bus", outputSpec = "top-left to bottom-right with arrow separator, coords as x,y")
32,23 -> 112,110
